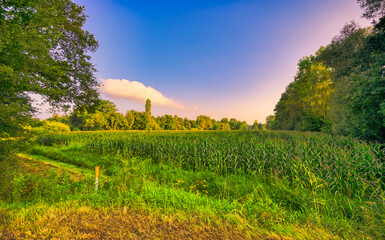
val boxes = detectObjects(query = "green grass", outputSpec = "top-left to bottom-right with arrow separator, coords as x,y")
1,130 -> 385,239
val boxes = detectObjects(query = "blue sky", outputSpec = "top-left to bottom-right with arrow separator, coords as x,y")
68,0 -> 370,123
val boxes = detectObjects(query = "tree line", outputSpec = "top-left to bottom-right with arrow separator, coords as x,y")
269,0 -> 385,142
45,99 -> 263,131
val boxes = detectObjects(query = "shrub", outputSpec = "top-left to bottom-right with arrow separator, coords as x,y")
27,121 -> 71,135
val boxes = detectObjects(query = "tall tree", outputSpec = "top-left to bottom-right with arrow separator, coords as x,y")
145,99 -> 151,116
0,0 -> 99,137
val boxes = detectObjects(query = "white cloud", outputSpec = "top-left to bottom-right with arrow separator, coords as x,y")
100,79 -> 185,109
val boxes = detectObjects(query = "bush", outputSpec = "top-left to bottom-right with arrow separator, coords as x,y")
26,121 -> 71,135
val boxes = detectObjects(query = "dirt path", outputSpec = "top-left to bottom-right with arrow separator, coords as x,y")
16,154 -> 86,181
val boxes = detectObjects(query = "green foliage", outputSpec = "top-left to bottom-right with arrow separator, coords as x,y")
238,121 -> 248,130
274,52 -> 333,132
174,115 -> 184,130
47,113 -> 70,125
42,121 -> 71,133
0,0 -> 99,138
26,121 -> 71,135
357,0 -> 385,23
145,98 -> 151,116
0,157 -> 87,204
265,115 -> 276,130
124,111 -> 135,130
160,115 -> 175,130
63,99 -> 252,132
183,117 -> 191,130
217,122 -> 231,131
229,118 -> 239,130
251,120 -> 259,130
196,115 -> 213,130
0,139 -> 16,162
274,19 -> 385,142
83,111 -> 108,130
317,22 -> 385,142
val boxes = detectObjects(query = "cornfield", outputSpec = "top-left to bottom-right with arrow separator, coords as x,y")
37,130 -> 385,200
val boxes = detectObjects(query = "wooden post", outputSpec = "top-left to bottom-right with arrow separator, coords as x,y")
95,166 -> 100,191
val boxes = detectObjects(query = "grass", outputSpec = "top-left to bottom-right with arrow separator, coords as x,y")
1,130 -> 384,239
0,203 -> 257,240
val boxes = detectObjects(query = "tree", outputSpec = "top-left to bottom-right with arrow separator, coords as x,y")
357,0 -> 385,23
84,111 -> 107,130
220,118 -> 229,124
238,121 -> 248,130
0,0 -> 99,137
69,100 -> 118,130
313,20 -> 385,141
150,116 -> 160,130
317,22 -> 385,141
317,22 -> 370,79
211,119 -> 219,130
183,117 -> 191,130
196,115 -> 213,130
69,108 -> 91,131
95,100 -> 119,114
124,111 -> 135,130
229,118 -> 240,130
161,115 -> 176,130
145,99 -> 151,116
131,111 -> 148,130
251,120 -> 259,131
172,115 -> 182,130
217,122 -> 231,131
47,113 -> 70,125
274,51 -> 333,131
265,115 -> 276,130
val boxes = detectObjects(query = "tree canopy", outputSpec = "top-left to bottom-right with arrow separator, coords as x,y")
46,98 -> 258,132
273,15 -> 385,142
358,0 -> 385,23
0,0 -> 99,137
274,51 -> 333,132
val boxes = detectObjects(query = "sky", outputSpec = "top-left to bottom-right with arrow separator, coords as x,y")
40,0 -> 371,124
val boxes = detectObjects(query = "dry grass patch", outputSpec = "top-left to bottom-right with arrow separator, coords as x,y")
0,205 -> 265,240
